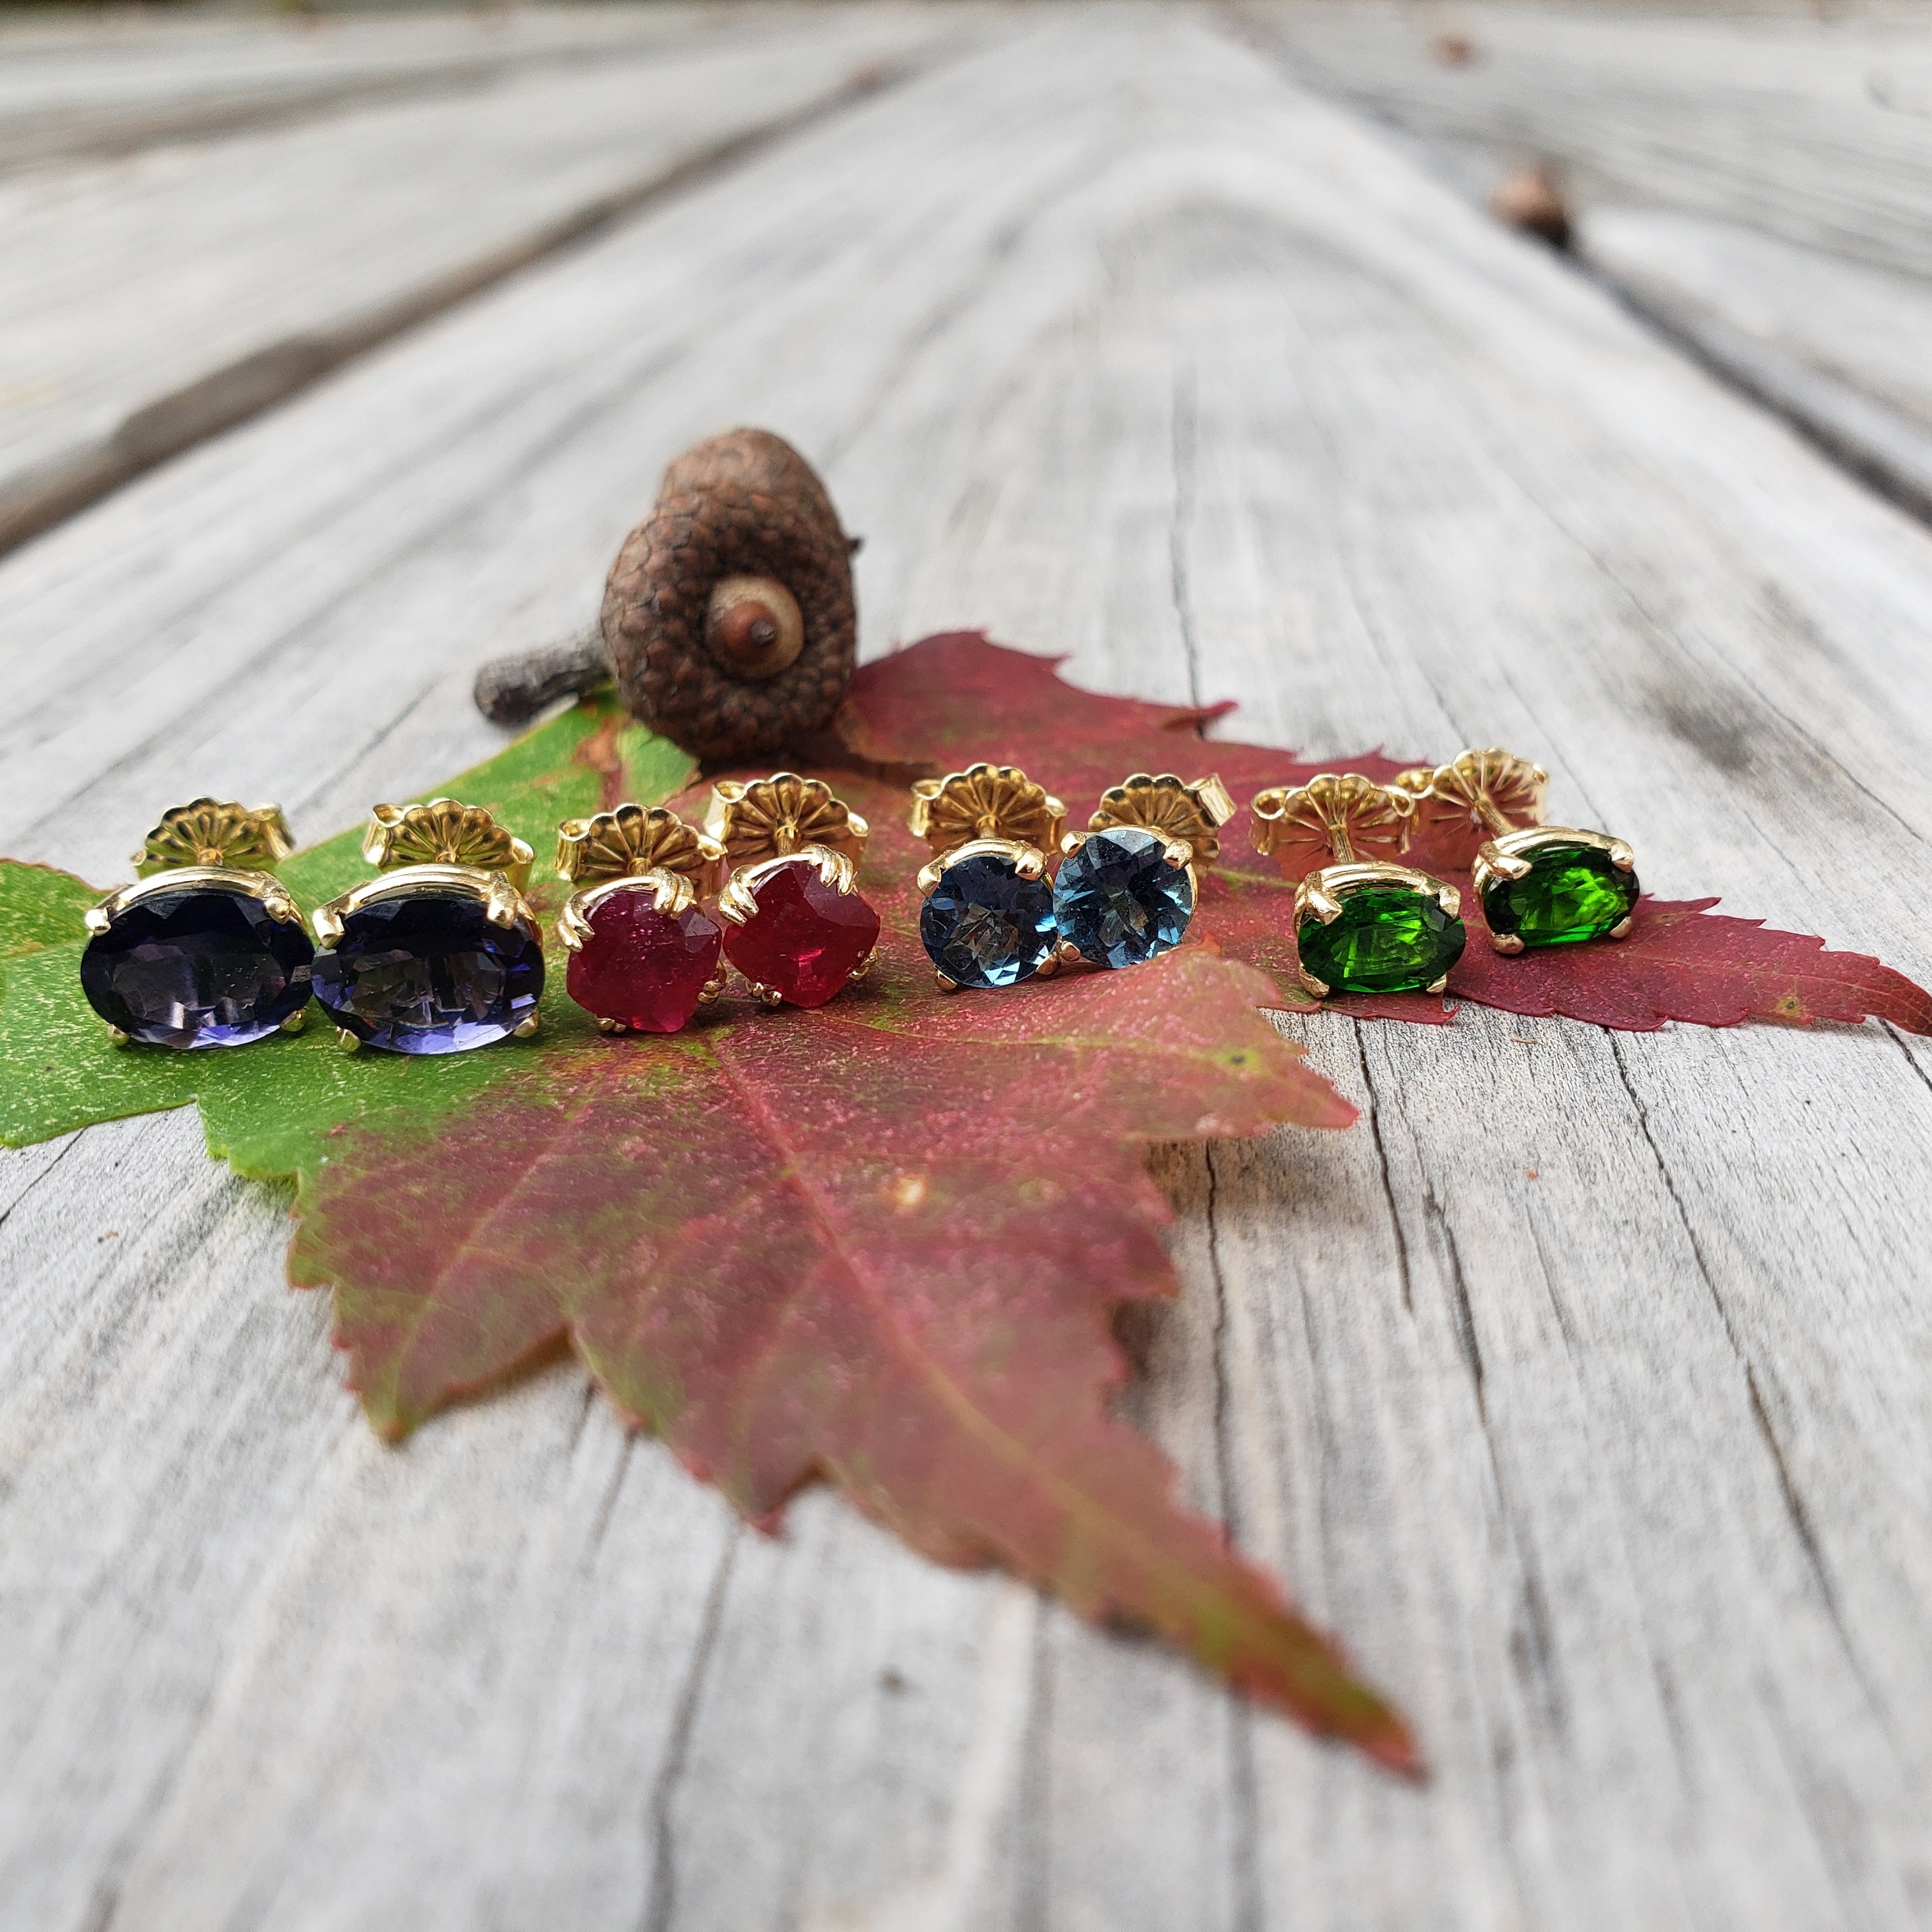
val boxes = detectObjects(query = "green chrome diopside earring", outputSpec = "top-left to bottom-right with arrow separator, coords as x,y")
1403,748 -> 1639,953
1250,773 -> 1465,998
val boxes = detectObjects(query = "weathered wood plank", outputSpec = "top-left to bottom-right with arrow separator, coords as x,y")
4,7 -> 1932,1927
0,2 -> 974,553
0,4 -> 747,169
1582,208 -> 1932,518
1245,0 -> 1932,519
1250,0 -> 1932,275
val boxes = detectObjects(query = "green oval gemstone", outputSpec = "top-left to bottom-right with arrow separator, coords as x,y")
1482,841 -> 1639,947
1297,885 -> 1466,994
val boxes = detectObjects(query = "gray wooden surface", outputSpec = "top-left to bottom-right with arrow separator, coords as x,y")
0,3 -> 758,167
0,1 -> 978,549
4,6 -> 1932,1928
1250,0 -> 1932,513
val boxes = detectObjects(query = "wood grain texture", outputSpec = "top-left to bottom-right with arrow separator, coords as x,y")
1246,0 -> 1932,519
1581,208 -> 1932,519
0,4 -> 755,169
4,6 -> 1932,1926
0,2 -> 976,552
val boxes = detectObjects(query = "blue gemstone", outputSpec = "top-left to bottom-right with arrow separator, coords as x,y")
920,852 -> 1058,989
311,888 -> 543,1054
79,883 -> 314,1049
1053,827 -> 1193,969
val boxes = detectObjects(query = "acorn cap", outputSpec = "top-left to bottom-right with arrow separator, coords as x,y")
601,429 -> 857,764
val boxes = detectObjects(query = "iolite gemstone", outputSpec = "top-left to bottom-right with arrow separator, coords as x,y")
1297,885 -> 1466,994
721,858 -> 879,1008
1053,827 -> 1193,968
1482,841 -> 1639,947
567,891 -> 721,1033
920,852 -> 1058,989
311,889 -> 543,1053
79,884 -> 313,1049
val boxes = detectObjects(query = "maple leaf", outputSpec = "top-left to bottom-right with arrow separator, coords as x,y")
0,702 -> 1419,1771
836,634 -> 1932,1035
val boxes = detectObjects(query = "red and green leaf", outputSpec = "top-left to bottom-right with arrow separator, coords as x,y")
295,895 -> 1411,1765
837,633 -> 1931,1034
0,699 -> 1416,1771
8,631 -> 1923,1775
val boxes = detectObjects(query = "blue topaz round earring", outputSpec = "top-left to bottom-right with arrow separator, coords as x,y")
1054,772 -> 1234,969
909,763 -> 1065,992
79,799 -> 312,1049
310,799 -> 542,1054
1402,748 -> 1639,953
1250,773 -> 1464,998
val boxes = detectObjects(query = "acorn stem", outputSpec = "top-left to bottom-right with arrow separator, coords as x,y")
472,625 -> 610,725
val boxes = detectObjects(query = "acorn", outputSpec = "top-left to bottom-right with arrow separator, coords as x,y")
471,429 -> 859,765
602,429 -> 858,762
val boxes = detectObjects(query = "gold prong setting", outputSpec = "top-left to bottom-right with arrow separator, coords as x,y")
907,765 -> 1071,992
1052,769 -> 1225,969
310,802 -> 544,1054
916,832 -> 1061,991
555,802 -> 733,1035
715,847 -> 858,928
79,803 -> 317,1052
1253,778 -> 1467,999
1410,749 -> 1641,951
1471,822 -> 1643,951
703,776 -> 880,1011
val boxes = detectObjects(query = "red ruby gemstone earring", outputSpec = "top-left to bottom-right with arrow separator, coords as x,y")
705,774 -> 878,1008
556,804 -> 727,1033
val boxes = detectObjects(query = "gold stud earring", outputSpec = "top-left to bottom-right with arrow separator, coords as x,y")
1055,772 -> 1234,969
704,773 -> 878,1008
909,763 -> 1065,991
310,799 -> 540,1053
556,804 -> 726,1033
1402,749 -> 1639,953
79,799 -> 310,1049
1250,773 -> 1464,999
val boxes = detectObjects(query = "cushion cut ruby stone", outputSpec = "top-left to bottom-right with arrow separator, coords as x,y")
566,890 -> 721,1033
722,859 -> 880,1008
